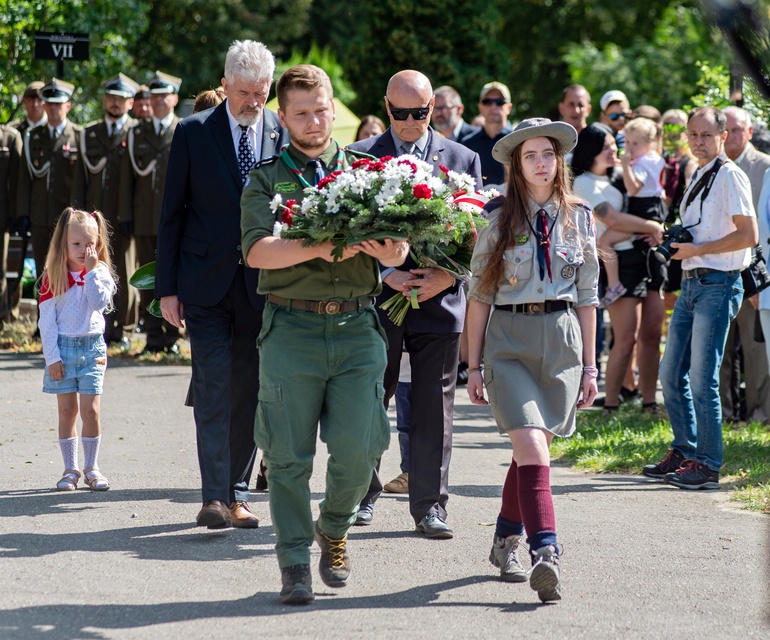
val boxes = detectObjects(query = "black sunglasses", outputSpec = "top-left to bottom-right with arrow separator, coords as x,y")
388,105 -> 431,121
608,112 -> 628,121
481,98 -> 506,106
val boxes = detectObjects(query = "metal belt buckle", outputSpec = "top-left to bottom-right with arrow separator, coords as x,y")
324,301 -> 341,315
528,303 -> 543,314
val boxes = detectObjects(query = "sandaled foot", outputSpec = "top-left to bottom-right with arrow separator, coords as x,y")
599,283 -> 627,309
56,469 -> 81,491
83,467 -> 110,491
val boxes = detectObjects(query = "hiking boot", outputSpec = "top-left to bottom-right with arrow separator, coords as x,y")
642,448 -> 686,479
489,533 -> 527,583
665,460 -> 720,490
529,545 -> 561,603
279,564 -> 314,605
314,521 -> 350,587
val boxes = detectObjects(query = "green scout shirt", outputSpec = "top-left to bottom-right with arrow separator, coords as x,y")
241,141 -> 383,301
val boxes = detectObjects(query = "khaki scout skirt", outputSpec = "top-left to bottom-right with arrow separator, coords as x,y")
483,306 -> 582,437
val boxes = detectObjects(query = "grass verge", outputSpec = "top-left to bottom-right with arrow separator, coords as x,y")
0,319 -> 190,364
552,403 -> 770,514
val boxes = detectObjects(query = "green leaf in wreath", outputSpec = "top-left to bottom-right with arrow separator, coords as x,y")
147,298 -> 163,318
129,262 -> 156,290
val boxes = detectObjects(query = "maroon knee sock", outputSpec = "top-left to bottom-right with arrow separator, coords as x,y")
517,464 -> 556,536
500,457 -> 522,523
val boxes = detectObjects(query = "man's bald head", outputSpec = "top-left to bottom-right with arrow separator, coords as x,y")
386,70 -> 433,103
384,70 -> 435,143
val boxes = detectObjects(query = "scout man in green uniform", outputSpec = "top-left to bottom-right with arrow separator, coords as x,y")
119,71 -> 182,354
241,64 -> 409,605
71,73 -> 139,347
15,78 -> 81,285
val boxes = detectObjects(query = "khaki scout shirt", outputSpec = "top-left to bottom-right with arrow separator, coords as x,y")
241,141 -> 382,301
469,197 -> 599,307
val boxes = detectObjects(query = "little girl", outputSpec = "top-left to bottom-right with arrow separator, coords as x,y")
598,117 -> 666,307
39,208 -> 117,492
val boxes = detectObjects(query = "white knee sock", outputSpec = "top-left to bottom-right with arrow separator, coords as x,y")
59,437 -> 79,471
81,435 -> 101,470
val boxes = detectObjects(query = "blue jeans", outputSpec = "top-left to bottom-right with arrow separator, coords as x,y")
660,270 -> 743,470
394,381 -> 412,474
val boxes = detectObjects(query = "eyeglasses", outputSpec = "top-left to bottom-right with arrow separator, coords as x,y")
607,112 -> 628,121
481,98 -> 506,107
686,131 -> 719,141
388,105 -> 431,121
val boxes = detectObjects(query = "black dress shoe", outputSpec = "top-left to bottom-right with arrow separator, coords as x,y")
415,513 -> 454,539
354,503 -> 373,526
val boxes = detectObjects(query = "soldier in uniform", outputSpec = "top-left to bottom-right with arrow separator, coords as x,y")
71,73 -> 139,348
131,85 -> 153,121
0,125 -> 23,325
15,78 -> 81,284
119,71 -> 182,354
13,81 -> 48,136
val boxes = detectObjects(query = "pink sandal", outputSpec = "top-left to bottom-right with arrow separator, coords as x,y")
56,469 -> 81,491
599,283 -> 627,309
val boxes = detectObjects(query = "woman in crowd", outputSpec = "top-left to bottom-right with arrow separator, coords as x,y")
571,123 -> 665,413
355,115 -> 385,141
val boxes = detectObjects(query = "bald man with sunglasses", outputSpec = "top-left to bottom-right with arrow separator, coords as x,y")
348,70 -> 481,538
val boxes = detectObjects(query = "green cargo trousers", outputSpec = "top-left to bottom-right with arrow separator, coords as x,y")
255,302 -> 390,568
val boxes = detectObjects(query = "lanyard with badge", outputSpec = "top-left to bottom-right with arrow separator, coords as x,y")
279,144 -> 345,189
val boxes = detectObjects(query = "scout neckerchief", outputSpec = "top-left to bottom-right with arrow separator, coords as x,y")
524,205 -> 561,282
280,144 -> 345,188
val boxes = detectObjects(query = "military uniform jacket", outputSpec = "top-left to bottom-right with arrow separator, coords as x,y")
119,115 -> 179,236
16,121 -> 81,228
71,118 -> 134,226
0,125 -> 22,231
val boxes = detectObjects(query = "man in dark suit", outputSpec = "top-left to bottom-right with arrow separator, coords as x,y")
71,73 -> 139,348
348,69 -> 482,538
155,40 -> 287,529
432,85 -> 478,142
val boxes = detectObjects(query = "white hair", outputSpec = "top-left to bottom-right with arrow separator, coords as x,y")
224,40 -> 275,85
723,105 -> 752,129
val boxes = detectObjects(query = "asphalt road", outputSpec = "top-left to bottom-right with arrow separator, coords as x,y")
0,350 -> 768,639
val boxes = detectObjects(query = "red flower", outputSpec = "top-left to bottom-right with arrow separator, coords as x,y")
281,207 -> 294,226
412,184 -> 433,200
285,199 -> 297,209
351,159 -> 371,169
367,161 -> 385,172
439,164 -> 450,176
398,159 -> 418,174
317,171 -> 342,190
380,155 -> 394,162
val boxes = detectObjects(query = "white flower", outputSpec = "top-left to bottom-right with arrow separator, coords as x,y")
269,194 -> 283,214
272,221 -> 283,237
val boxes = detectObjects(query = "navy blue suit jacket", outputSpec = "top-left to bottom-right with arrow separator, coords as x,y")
348,127 -> 482,333
155,101 -> 287,308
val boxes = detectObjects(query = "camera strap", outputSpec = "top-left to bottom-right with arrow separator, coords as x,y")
676,157 -> 725,228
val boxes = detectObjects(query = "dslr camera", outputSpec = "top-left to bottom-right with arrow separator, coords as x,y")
652,224 -> 693,263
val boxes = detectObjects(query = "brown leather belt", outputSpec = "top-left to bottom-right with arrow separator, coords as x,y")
494,301 -> 572,314
267,293 -> 374,315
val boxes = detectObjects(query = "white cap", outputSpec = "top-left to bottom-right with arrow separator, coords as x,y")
600,90 -> 628,112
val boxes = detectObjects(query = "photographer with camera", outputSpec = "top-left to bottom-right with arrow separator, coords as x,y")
643,107 -> 757,490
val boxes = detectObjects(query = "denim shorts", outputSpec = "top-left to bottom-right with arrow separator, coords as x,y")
43,335 -> 107,395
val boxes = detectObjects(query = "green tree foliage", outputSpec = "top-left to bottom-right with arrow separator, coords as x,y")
342,0 -> 509,120
130,0 -> 312,102
0,0 -> 149,123
496,0 -> 675,118
275,44 -> 357,105
687,61 -> 770,122
564,3 -> 730,113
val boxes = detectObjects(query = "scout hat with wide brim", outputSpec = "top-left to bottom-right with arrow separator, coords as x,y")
491,118 -> 577,164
